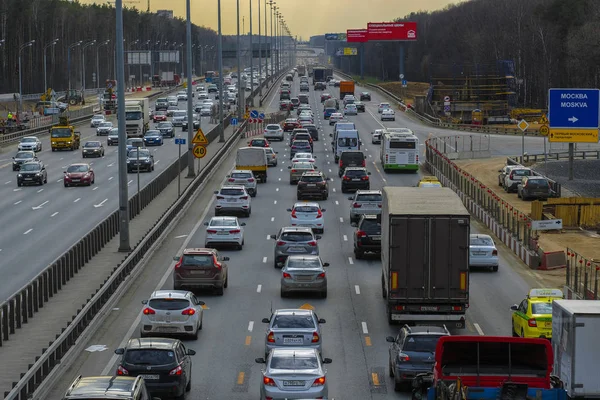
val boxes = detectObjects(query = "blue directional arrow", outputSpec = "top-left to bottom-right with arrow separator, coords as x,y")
250,110 -> 259,118
259,113 -> 265,119
548,88 -> 600,129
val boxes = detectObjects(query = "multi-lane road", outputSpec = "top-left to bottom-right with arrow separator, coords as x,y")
46,71 -> 556,399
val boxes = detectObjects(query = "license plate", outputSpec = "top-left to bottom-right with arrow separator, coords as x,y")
421,306 -> 439,311
72,179 -> 80,182
352,178 -> 361,181
473,252 -> 486,256
24,178 -> 32,180
288,247 -> 304,253
158,327 -> 178,332
283,380 -> 305,386
227,199 -> 237,202
307,184 -> 316,187
372,235 -> 381,240
217,231 -> 228,235
139,374 -> 160,380
283,338 -> 304,344
190,270 -> 206,275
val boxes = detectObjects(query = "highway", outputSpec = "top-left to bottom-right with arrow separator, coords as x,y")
0,91 -> 218,301
47,72 -> 555,399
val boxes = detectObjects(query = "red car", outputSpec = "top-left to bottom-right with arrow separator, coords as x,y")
279,100 -> 292,111
152,111 -> 167,122
248,138 -> 270,148
320,93 -> 331,102
64,163 -> 95,187
283,118 -> 300,132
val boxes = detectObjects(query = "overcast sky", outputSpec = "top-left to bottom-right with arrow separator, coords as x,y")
81,0 -> 468,38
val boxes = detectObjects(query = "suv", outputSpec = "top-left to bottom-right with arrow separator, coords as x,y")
63,375 -> 159,400
214,185 -> 251,217
503,167 -> 533,192
291,130 -> 313,147
271,227 -> 322,268
339,150 -> 366,176
352,215 -> 382,259
348,190 -> 382,223
386,325 -> 451,391
341,167 -> 371,193
226,169 -> 258,197
302,124 -> 319,141
173,248 -> 229,294
298,94 -> 309,104
17,160 -> 47,186
114,338 -> 195,399
300,82 -> 310,92
518,176 -> 553,200
140,290 -> 205,339
297,172 -> 329,200
155,98 -> 169,111
127,148 -> 154,172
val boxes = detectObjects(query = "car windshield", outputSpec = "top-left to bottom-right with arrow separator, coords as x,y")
182,254 -> 213,266
526,179 -> 549,188
22,138 -> 36,143
16,152 -> 33,158
403,335 -> 444,353
158,123 -> 172,128
295,153 -> 312,159
125,111 -> 142,120
280,231 -> 313,242
356,193 -> 382,202
338,137 -> 358,147
220,188 -> 245,196
292,142 -> 310,148
272,315 -> 315,329
345,169 -> 366,177
146,131 -> 160,137
109,130 -> 119,136
287,258 -> 321,269
266,124 -> 280,130
50,128 -> 72,138
531,303 -> 553,314
84,142 -> 100,148
129,150 -> 150,158
99,122 -> 112,127
232,172 -> 252,179
210,219 -> 237,227
124,349 -> 175,365
380,103 -> 390,108
360,219 -> 381,234
471,236 -> 494,246
148,298 -> 189,310
294,205 -> 319,213
67,165 -> 89,173
127,139 -> 142,145
270,355 -> 318,370
21,163 -> 40,172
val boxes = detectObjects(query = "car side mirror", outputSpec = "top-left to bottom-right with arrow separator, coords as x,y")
498,170 -> 502,173
222,256 -> 230,261
63,171 -> 67,174
331,141 -> 334,145
318,318 -> 326,323
173,256 -> 180,261
114,348 -> 125,355
386,336 -> 396,343
214,190 -> 219,194
314,166 -> 318,169
186,349 -> 197,356
322,357 -> 333,364
204,222 -> 209,226
12,157 -> 14,159
316,235 -> 322,240
286,208 -> 292,212
321,208 -> 326,212
367,172 -> 371,175
348,196 -> 354,200
240,222 -> 246,226
275,151 -> 279,154
255,357 -> 266,364
287,166 -> 291,169
262,318 -> 270,323
329,133 -> 333,137
510,305 -> 518,311
323,262 -> 330,267
141,299 -> 148,305
351,222 -> 358,227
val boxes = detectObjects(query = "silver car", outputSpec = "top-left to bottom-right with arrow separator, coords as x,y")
139,290 -> 205,339
280,255 -> 329,298
171,110 -> 187,127
348,190 -> 382,224
271,227 -> 321,268
288,161 -> 317,185
261,309 -> 327,357
167,96 -> 178,107
17,136 -> 42,152
469,234 -> 499,272
226,169 -> 258,197
372,129 -> 383,144
204,216 -> 245,249
264,124 -> 284,141
265,147 -> 278,167
343,104 -> 358,116
96,121 -> 113,136
107,128 -> 119,146
255,348 -> 332,400
90,114 -> 105,128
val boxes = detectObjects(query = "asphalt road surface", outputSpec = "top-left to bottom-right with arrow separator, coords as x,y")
47,72 -> 554,400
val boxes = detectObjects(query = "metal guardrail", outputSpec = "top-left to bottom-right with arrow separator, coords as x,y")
522,150 -> 600,163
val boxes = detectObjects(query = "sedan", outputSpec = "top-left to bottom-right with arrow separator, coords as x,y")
156,121 -> 175,138
360,91 -> 371,101
199,106 -> 212,117
64,163 -> 94,187
264,124 -> 284,141
280,255 -> 329,298
143,130 -> 164,146
90,114 -> 105,128
248,138 -> 270,148
13,151 -> 37,171
469,234 -> 499,271
288,202 -> 326,233
381,108 -> 395,121
298,115 -> 313,125
320,93 -> 332,102
288,162 -> 317,185
261,309 -> 327,357
329,113 -> 344,125
152,110 -> 167,122
96,121 -> 113,136
139,290 -> 205,339
291,152 -> 316,164
82,141 -> 105,158
283,118 -> 299,132
290,140 -> 312,158
204,216 -> 246,249
378,102 -> 391,113
166,106 -> 179,117
17,136 -> 42,152
344,104 -> 358,116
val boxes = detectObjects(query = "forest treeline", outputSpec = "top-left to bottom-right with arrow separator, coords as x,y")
339,0 -> 600,108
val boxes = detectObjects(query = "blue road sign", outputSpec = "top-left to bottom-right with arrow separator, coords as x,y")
325,33 -> 339,40
231,118 -> 238,126
259,112 -> 265,119
402,80 -> 407,86
548,88 -> 600,129
174,138 -> 186,145
250,110 -> 259,118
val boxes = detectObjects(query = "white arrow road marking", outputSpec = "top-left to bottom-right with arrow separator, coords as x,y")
94,199 -> 108,208
32,201 -> 49,210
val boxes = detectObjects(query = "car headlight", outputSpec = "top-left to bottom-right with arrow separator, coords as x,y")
17,174 -> 22,178
36,173 -> 41,177
127,160 -> 131,163
67,141 -> 71,144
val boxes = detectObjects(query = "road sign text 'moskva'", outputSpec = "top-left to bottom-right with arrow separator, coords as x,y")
561,92 -> 589,107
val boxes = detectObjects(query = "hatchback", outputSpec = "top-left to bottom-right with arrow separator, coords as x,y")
348,190 -> 382,223
378,102 -> 391,113
288,162 -> 317,185
115,338 -> 195,399
204,216 -> 245,249
152,111 -> 167,122
140,290 -> 205,339
271,227 -> 321,268
381,108 -> 396,121
255,348 -> 332,400
264,147 -> 278,167
283,118 -> 299,132
90,114 -> 106,128
469,234 -> 499,271
226,170 -> 258,197
264,124 -> 284,141
248,138 -> 270,148
341,167 -> 371,193
173,248 -> 229,295
290,140 -> 312,158
288,202 -> 326,233
261,309 -> 327,357
291,152 -> 316,164
352,214 -> 382,259
214,185 -> 251,217
297,172 -> 329,200
64,163 -> 94,187
82,141 -> 105,158
156,122 -> 175,138
143,130 -> 164,146
518,176 -> 552,200
280,255 -> 329,298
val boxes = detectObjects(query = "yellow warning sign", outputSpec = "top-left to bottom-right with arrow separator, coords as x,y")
548,128 -> 599,143
298,303 -> 314,310
539,114 -> 548,124
182,82 -> 188,89
192,128 -> 208,145
243,112 -> 250,120
193,144 -> 207,158
539,125 -> 549,136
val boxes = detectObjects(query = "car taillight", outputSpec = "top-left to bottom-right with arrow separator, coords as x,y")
362,159 -> 366,167
117,365 -> 129,375
216,196 -> 224,199
353,203 -> 361,208
240,196 -> 248,200
181,308 -> 196,315
492,250 -> 498,255
267,331 -> 275,343
311,332 -> 320,342
509,173 -> 514,179
343,176 -> 351,181
339,160 -> 343,167
207,229 -> 218,234
317,272 -> 326,278
312,377 -> 326,387
229,229 -> 241,234
143,307 -> 155,315
528,318 -> 537,327
291,169 -> 297,173
356,230 -> 366,238
276,240 -> 285,246
169,365 -> 183,376
283,272 -> 291,278
378,204 -> 382,208
308,240 -> 317,246
263,376 -> 276,386
291,146 -> 297,149
228,178 -> 235,182
316,209 -> 323,218
248,178 -> 255,182
362,176 -> 369,181
291,209 -> 297,218
398,353 -> 410,362
174,257 -> 182,269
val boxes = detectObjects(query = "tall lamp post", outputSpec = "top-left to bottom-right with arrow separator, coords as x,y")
97,39 -> 110,90
68,41 -> 83,102
217,0 -> 225,141
43,39 -> 59,94
258,0 -> 262,95
82,40 -> 96,92
236,0 -> 242,121
18,40 -> 36,115
268,1 -> 275,80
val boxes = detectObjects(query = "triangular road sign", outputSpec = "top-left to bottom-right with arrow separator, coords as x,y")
540,114 -> 548,124
192,128 -> 208,145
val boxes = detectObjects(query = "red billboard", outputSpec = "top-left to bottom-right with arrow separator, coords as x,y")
367,22 -> 418,41
347,29 -> 368,43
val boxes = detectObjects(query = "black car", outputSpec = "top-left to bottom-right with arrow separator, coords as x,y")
302,124 -> 319,141
115,338 -> 195,399
352,214 -> 381,259
341,167 -> 371,193
82,141 -> 105,158
181,117 -> 200,131
517,176 -> 553,200
339,150 -> 366,177
127,148 -> 155,172
12,151 -> 37,171
290,140 -> 312,158
297,171 -> 329,200
360,92 -> 371,101
355,101 -> 366,112
314,82 -> 326,90
17,161 -> 47,186
156,122 -> 175,138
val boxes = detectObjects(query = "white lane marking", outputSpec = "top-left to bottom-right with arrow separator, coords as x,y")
257,284 -> 262,293
326,154 -> 329,157
266,235 -> 271,240
474,323 -> 484,336
94,198 -> 108,208
348,257 -> 354,265
281,161 -> 285,164
355,285 -> 361,295
127,180 -> 133,185
4,181 -> 10,184
37,188 -> 44,193
56,179 -> 62,183
262,257 -> 267,263
14,200 -> 22,205
23,229 -> 33,235
280,168 -> 283,172
362,322 -> 369,334
60,157 -> 64,160
270,217 -> 275,222
278,177 -> 281,181
335,200 -> 339,205
13,188 -> 22,192
32,200 -> 49,210
327,161 -> 330,165
276,188 -> 279,192
339,217 -> 344,223
174,234 -> 188,239
108,162 -> 115,167
74,198 -> 81,203
369,154 -> 372,158
328,169 -> 332,173
248,321 -> 254,332
51,212 -> 59,217
93,186 -> 99,191
343,235 -> 348,241
108,176 -> 114,181
155,160 -> 160,165
274,200 -> 277,204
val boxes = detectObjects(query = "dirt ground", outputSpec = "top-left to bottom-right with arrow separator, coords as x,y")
379,82 -> 430,106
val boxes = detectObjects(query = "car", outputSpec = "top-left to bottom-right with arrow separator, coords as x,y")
291,152 -> 316,164
139,290 -> 205,339
199,106 -> 211,116
255,348 -> 332,400
503,167 -> 533,192
498,165 -> 521,186
334,80 -> 340,87
300,83 -> 310,92
297,105 -> 312,117
279,100 -> 293,111
114,338 -> 195,399
517,176 -> 553,200
329,112 -> 344,125
156,121 -> 175,138
314,81 -> 326,90
226,169 -> 258,197
280,255 -> 329,299
204,216 -> 246,249
285,74 -> 293,81
297,171 -> 329,201
171,110 -> 187,127
352,214 -> 382,259
155,97 -> 169,110
320,93 -> 332,102
126,137 -> 144,152
264,147 -> 278,167
290,98 -> 300,109
287,201 -> 326,233
328,80 -> 336,87
386,325 -> 451,391
152,110 -> 167,123
207,84 -> 218,93
64,163 -> 94,187
107,128 -> 119,146
298,94 -> 310,104
510,288 -> 564,339
176,91 -> 188,101
248,137 -> 270,148
16,161 -> 47,186
343,95 -> 356,105
12,150 -> 37,171
381,108 -> 396,121
197,91 -> 208,100
469,234 -> 499,271
343,104 -> 358,116
214,185 -> 251,217
348,189 -> 382,223
143,130 -> 164,146
127,148 -> 154,172
283,118 -> 299,132
378,102 -> 391,113
263,124 -> 284,141
279,91 -> 291,100
17,136 -> 42,152
167,96 -> 178,107
288,161 -> 317,184
298,115 -> 313,125
63,376 -> 157,400
290,131 -> 313,148
90,114 -> 106,128
372,130 -> 382,144
96,121 -> 114,136
417,176 -> 443,187
290,139 -> 312,158
261,309 -> 327,357
339,150 -> 366,177
271,227 -> 321,268
341,167 -> 371,193
323,107 -> 336,119
196,84 -> 206,91
166,106 -> 179,117
82,141 -> 105,158
302,123 -> 319,141
173,248 -> 229,294
360,91 -> 371,101
181,114 -> 200,131
355,101 -> 366,112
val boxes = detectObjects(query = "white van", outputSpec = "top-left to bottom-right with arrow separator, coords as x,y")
334,129 -> 361,161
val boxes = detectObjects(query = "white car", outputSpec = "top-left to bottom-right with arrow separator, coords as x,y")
196,84 -> 206,92
381,108 -> 395,121
344,104 -> 358,115
287,202 -> 326,234
167,96 -> 178,107
372,129 -> 383,144
200,106 -> 212,116
292,152 -> 316,164
140,290 -> 204,339
264,124 -> 284,141
214,185 -> 251,217
204,216 -> 246,249
469,234 -> 499,272
17,136 -> 42,152
265,147 -> 278,167
90,114 -> 105,128
197,91 -> 209,100
378,102 -> 391,113
298,115 -> 313,125
226,169 -> 258,197
177,91 -> 188,101
329,113 -> 344,125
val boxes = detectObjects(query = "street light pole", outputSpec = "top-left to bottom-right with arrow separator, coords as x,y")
185,0 -> 195,178
97,40 -> 110,90
68,41 -> 82,103
236,0 -> 242,121
268,1 -> 274,80
258,0 -> 262,95
249,0 -> 254,106
43,39 -> 58,94
18,40 -> 35,116
82,40 -> 96,94
217,0 -> 225,142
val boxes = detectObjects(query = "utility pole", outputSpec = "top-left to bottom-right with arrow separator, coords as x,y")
236,0 -> 242,121
217,0 -> 225,142
186,0 -> 195,178
258,0 -> 262,95
249,0 -> 254,106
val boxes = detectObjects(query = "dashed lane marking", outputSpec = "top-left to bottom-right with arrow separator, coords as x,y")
257,284 -> 262,293
362,322 -> 369,334
270,217 -> 274,222
348,257 -> 354,265
262,257 -> 267,263
51,212 -> 59,217
237,371 -> 245,385
37,188 -> 43,193
108,176 -> 114,181
335,200 -> 339,205
23,229 -> 33,235
245,336 -> 252,346
355,285 -> 361,294
343,235 -> 348,241
93,186 -> 99,191
339,217 -> 344,223
474,323 -> 485,336
74,198 -> 81,203
276,188 -> 279,192
248,321 -> 254,331
14,200 -> 22,205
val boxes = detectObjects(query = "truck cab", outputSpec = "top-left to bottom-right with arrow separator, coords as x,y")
50,117 -> 81,151
124,99 -> 149,138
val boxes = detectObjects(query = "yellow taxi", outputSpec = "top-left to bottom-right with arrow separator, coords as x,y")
510,288 -> 563,339
417,176 -> 442,187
